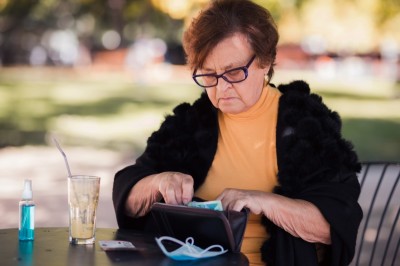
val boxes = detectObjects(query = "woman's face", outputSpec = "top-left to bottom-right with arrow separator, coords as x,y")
200,33 -> 270,114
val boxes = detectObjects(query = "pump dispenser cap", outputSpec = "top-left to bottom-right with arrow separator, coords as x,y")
22,179 -> 33,200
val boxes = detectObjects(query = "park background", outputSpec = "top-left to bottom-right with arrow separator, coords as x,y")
0,0 -> 399,230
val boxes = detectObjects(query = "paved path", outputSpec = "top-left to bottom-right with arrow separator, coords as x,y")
0,146 -> 135,229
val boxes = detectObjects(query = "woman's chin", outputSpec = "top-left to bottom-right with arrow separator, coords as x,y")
217,98 -> 246,114
219,106 -> 241,114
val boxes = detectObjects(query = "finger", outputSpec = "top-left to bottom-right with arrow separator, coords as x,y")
164,182 -> 180,205
175,187 -> 184,205
217,191 -> 233,210
231,200 -> 246,212
216,188 -> 231,201
219,197 -> 230,211
216,193 -> 224,201
172,175 -> 185,205
181,176 -> 194,204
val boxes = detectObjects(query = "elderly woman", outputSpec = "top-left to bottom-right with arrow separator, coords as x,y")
113,0 -> 362,265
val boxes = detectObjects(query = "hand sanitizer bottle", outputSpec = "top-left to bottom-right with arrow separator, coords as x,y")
19,179 -> 35,241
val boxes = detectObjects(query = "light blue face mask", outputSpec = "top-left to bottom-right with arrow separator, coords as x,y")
155,236 -> 228,261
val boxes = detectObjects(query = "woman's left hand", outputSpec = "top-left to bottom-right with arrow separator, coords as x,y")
217,188 -> 332,244
216,188 -> 268,214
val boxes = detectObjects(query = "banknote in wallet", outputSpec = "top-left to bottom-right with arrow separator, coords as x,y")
187,200 -> 223,211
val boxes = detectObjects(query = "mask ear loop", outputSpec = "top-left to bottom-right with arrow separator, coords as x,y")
156,236 -> 187,255
183,237 -> 226,255
198,244 -> 227,256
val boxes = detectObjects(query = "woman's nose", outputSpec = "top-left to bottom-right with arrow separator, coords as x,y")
216,76 -> 231,91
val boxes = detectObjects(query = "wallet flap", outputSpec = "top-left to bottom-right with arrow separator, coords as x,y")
227,208 -> 249,252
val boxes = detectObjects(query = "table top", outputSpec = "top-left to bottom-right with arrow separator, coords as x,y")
0,228 -> 249,266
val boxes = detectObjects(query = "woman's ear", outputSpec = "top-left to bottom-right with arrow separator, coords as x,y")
263,64 -> 271,76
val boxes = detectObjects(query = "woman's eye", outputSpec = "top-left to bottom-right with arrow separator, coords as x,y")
225,69 -> 242,78
203,75 -> 214,81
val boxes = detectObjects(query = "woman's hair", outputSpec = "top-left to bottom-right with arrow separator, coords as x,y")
183,0 -> 279,80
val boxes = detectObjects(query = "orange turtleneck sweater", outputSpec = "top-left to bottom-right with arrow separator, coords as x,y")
195,85 -> 281,265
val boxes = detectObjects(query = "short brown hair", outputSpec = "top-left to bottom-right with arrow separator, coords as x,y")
183,0 -> 279,80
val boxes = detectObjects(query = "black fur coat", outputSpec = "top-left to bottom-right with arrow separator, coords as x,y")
113,80 -> 363,266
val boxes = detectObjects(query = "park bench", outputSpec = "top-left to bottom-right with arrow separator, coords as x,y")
351,162 -> 399,266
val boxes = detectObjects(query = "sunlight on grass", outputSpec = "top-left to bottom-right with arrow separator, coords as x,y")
325,98 -> 400,119
51,84 -> 114,104
50,110 -> 165,149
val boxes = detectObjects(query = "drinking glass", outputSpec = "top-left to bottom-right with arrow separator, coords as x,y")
68,175 -> 100,244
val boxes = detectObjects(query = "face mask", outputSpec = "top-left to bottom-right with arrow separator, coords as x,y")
155,236 -> 228,261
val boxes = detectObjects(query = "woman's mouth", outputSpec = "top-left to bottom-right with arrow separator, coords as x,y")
218,97 -> 235,102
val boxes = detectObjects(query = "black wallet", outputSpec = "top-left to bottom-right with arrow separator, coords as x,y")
150,202 -> 249,253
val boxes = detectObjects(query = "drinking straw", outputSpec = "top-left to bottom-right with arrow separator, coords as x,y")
52,136 -> 72,177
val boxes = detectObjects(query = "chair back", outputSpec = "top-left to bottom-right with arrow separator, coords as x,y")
352,162 -> 399,266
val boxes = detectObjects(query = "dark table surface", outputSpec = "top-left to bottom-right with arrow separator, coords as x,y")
0,228 -> 249,266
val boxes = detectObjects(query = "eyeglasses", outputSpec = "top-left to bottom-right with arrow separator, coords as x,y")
192,55 -> 256,88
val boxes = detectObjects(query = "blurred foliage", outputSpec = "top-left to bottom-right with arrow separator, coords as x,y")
376,0 -> 400,25
1,0 -> 400,65
0,0 -> 184,65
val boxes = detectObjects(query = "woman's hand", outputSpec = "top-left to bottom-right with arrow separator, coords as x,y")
157,172 -> 194,205
216,188 -> 267,214
125,171 -> 194,218
217,188 -> 331,244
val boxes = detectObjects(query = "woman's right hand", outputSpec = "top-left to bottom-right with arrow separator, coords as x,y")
125,171 -> 194,217
156,172 -> 194,205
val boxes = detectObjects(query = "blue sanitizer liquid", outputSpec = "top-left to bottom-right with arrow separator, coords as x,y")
19,203 -> 35,241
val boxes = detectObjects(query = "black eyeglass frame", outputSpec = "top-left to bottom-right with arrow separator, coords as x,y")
192,55 -> 256,88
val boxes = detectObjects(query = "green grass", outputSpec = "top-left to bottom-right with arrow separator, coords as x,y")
0,67 -> 201,150
342,118 -> 400,162
0,67 -> 399,162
